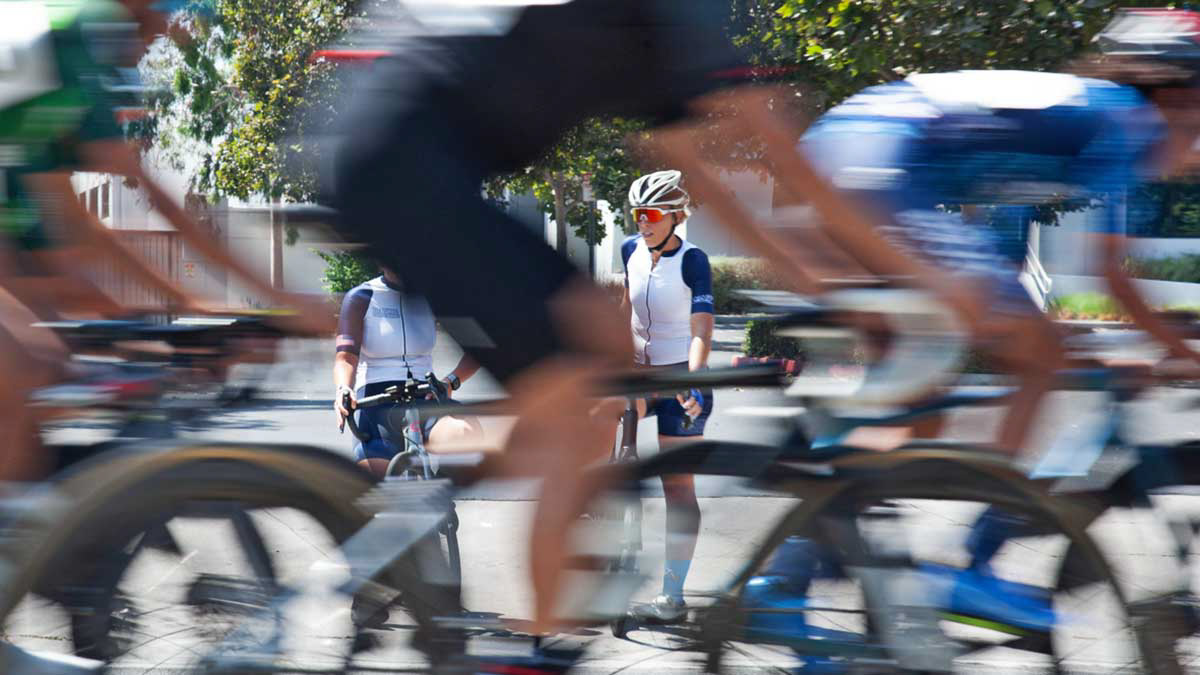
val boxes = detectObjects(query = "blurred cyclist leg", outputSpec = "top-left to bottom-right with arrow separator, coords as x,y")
0,282 -> 65,481
332,100 -> 630,631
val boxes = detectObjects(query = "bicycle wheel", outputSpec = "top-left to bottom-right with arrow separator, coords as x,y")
700,448 -> 1180,675
0,443 -> 461,674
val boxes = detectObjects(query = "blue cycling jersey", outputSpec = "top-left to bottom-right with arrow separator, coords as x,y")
804,71 -> 1164,216
801,71 -> 1166,303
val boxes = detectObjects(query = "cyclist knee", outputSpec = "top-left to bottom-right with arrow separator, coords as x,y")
428,416 -> 481,452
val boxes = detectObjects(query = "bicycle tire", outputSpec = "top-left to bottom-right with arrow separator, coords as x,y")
676,446 -> 1180,675
0,443 -> 461,672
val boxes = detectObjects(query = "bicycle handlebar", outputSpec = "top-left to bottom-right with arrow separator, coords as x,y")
341,372 -> 448,442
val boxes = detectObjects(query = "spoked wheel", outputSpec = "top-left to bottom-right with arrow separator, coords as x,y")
701,452 -> 1178,674
0,445 -> 461,674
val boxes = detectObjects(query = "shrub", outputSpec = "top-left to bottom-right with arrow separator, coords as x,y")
317,250 -> 378,294
710,256 -> 785,314
742,318 -> 805,360
1047,292 -> 1129,321
1124,254 -> 1200,284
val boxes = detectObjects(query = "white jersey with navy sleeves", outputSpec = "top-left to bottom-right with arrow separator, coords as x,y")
623,235 -> 715,366
335,276 -> 437,389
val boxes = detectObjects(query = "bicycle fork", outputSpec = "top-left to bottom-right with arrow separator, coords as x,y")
615,405 -> 642,572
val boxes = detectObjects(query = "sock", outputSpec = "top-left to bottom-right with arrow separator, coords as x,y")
663,559 -> 691,601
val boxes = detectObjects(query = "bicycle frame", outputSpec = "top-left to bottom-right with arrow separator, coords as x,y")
346,371 -> 462,584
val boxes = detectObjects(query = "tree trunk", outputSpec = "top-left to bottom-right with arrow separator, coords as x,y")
548,170 -> 568,254
269,197 -> 284,290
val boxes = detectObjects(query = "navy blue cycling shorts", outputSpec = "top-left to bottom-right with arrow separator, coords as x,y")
351,380 -> 459,463
641,364 -> 714,437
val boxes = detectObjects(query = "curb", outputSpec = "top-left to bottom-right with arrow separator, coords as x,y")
729,355 -> 803,375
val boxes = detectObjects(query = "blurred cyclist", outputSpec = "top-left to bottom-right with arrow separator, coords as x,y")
0,0 -> 330,479
620,170 -> 714,622
788,8 -> 1200,455
321,0 -> 843,632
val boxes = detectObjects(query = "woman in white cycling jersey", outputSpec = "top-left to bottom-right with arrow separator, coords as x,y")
620,170 -> 715,622
333,265 -> 480,477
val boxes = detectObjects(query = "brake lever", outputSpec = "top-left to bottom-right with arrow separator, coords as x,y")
342,391 -> 370,441
426,372 -> 448,402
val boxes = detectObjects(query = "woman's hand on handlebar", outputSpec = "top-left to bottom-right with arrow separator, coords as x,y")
335,384 -> 356,432
676,389 -> 704,422
432,378 -> 453,400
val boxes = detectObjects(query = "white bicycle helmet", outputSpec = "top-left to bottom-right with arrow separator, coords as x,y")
628,169 -> 691,211
628,170 -> 691,251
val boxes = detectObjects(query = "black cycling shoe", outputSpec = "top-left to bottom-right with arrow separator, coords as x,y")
351,594 -> 391,629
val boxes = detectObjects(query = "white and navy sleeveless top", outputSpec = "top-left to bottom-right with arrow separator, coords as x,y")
335,276 -> 437,389
622,235 -> 714,366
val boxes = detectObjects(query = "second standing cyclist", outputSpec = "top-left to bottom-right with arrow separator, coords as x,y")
620,170 -> 715,622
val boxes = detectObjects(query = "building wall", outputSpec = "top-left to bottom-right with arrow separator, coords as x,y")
1127,238 -> 1200,259
77,165 -> 780,309
204,206 -> 350,306
681,170 -> 769,259
70,171 -> 174,231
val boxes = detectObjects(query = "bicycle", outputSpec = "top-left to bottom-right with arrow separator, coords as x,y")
0,339 -> 1174,675
342,370 -> 463,586
583,288 -> 1190,675
6,314 -> 356,665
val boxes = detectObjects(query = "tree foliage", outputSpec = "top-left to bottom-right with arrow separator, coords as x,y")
733,0 -> 1180,112
485,118 -> 648,246
138,0 -> 359,202
316,249 -> 377,293
1132,181 -> 1200,237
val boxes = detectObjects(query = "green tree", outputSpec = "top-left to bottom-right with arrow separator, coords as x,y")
316,249 -> 377,293
734,0 -> 1180,112
486,118 -> 647,248
138,0 -> 360,202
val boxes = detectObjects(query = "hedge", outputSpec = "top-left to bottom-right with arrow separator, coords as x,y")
710,256 -> 785,314
742,318 -> 805,361
1124,254 -> 1200,285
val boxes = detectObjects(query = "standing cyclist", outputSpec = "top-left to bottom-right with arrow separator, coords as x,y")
334,266 -> 480,478
621,170 -> 714,623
